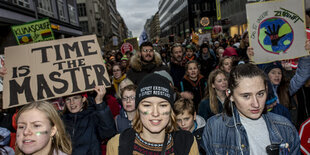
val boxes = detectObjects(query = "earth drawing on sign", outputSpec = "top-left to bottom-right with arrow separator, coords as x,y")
258,17 -> 293,54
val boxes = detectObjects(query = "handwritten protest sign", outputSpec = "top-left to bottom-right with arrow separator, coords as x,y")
3,35 -> 110,109
124,37 -> 139,51
246,0 -> 308,64
11,18 -> 54,45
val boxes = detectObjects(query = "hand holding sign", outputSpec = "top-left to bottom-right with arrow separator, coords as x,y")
94,85 -> 106,104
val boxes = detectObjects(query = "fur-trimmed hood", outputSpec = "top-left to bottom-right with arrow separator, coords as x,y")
129,51 -> 163,71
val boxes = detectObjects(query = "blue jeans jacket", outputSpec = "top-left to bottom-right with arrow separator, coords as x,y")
202,108 -> 300,155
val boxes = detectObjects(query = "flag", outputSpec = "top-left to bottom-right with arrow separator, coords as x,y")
40,29 -> 52,39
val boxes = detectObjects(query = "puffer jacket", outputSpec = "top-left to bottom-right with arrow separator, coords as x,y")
62,98 -> 117,155
127,51 -> 169,85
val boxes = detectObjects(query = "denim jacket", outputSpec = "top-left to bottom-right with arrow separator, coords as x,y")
202,108 -> 300,155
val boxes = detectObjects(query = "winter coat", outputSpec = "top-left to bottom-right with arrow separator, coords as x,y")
169,61 -> 186,90
197,50 -> 217,79
127,51 -> 169,85
115,108 -> 132,133
198,98 -> 223,121
62,99 -> 117,155
179,74 -> 207,111
193,115 -> 206,155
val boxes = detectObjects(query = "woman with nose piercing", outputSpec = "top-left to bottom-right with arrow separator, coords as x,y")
62,85 -> 117,155
107,73 -> 198,155
15,101 -> 71,155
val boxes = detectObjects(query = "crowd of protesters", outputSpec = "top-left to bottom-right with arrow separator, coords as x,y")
0,10 -> 309,155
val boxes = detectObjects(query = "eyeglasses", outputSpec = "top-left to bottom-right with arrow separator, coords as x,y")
142,49 -> 154,53
65,96 -> 82,104
113,69 -> 121,72
122,96 -> 135,102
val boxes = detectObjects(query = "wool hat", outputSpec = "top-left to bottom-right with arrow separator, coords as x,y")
223,47 -> 238,57
263,61 -> 282,75
121,55 -> 128,61
135,73 -> 174,107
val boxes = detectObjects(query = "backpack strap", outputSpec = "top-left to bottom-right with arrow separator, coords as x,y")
172,130 -> 194,155
119,128 -> 135,155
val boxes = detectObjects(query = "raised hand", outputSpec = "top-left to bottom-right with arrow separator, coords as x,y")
94,85 -> 106,104
265,24 -> 285,46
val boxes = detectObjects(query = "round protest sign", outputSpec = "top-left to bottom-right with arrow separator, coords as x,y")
121,43 -> 133,54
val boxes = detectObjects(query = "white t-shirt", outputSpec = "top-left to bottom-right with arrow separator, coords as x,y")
240,116 -> 271,155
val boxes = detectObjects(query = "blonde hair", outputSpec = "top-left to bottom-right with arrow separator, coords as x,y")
117,78 -> 134,98
15,101 -> 72,155
132,106 -> 178,133
204,69 -> 226,114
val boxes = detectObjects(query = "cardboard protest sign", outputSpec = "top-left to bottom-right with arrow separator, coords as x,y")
124,37 -> 139,52
121,43 -> 133,54
0,55 -> 4,92
192,32 -> 199,45
11,18 -> 54,45
3,35 -> 110,109
246,0 -> 308,64
199,33 -> 211,45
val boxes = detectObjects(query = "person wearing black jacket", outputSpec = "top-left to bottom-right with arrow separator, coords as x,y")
62,86 -> 117,155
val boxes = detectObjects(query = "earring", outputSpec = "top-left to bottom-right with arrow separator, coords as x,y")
227,89 -> 231,94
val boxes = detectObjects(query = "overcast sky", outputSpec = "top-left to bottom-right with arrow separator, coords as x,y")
116,0 -> 160,38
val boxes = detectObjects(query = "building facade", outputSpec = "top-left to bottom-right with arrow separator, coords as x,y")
159,0 -> 216,42
217,0 -> 248,37
0,0 -> 82,53
77,0 -> 128,49
149,11 -> 160,42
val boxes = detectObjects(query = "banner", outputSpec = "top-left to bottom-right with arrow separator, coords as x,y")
246,0 -> 308,64
199,33 -> 211,45
139,30 -> 148,46
192,31 -> 199,45
216,0 -> 221,20
11,18 -> 54,45
3,35 -> 111,109
124,37 -> 139,51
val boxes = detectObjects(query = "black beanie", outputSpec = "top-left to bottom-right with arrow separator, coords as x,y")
263,61 -> 282,75
135,73 -> 174,107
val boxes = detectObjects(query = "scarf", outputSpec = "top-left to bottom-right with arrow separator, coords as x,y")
170,57 -> 186,66
185,55 -> 195,61
113,74 -> 127,95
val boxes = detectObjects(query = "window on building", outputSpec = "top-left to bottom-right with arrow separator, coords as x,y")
203,2 -> 210,11
80,21 -> 89,33
37,0 -> 54,17
13,0 -> 30,8
77,3 -> 87,17
58,0 -> 66,21
68,4 -> 78,25
94,3 -> 98,13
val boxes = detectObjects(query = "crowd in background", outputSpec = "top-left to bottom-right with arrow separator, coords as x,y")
0,16 -> 309,154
